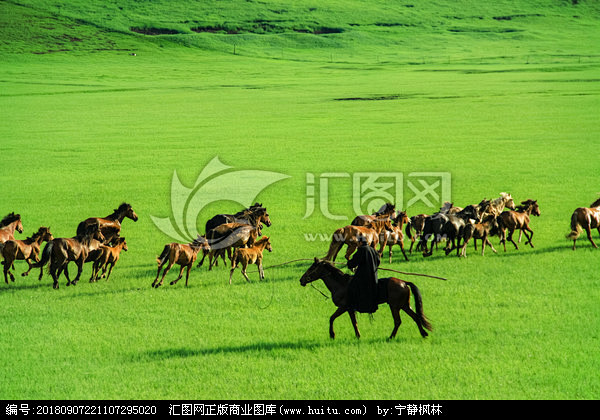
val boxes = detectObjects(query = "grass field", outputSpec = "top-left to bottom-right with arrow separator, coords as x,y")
1,0 -> 599,400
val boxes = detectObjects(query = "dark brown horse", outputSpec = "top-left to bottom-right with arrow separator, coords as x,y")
153,236 -> 209,288
204,223 -> 260,270
229,236 -> 272,284
460,215 -> 501,257
567,197 -> 600,250
300,258 -> 432,340
499,199 -> 540,251
405,214 -> 428,254
37,222 -> 105,289
324,219 -> 390,261
90,237 -> 128,282
205,203 -> 270,234
0,213 -> 23,244
76,203 -> 138,244
2,227 -> 53,283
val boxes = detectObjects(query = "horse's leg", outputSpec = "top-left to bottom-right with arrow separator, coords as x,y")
153,262 -> 164,287
3,258 -> 10,284
522,226 -> 534,248
348,310 -> 360,339
241,262 -> 251,282
156,261 -> 174,288
399,240 -> 409,261
329,307 -> 347,339
507,229 -> 519,250
258,258 -> 265,281
388,304 -> 402,340
344,244 -> 356,260
402,305 -> 429,338
388,243 -> 393,264
484,236 -> 497,254
184,264 -> 192,287
585,226 -> 598,248
170,265 -> 185,285
73,259 -> 84,285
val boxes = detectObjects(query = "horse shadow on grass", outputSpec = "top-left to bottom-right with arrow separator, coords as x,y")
139,337 -> 396,361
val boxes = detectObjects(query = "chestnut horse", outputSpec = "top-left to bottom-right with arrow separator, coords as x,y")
229,236 -> 272,284
37,222 -> 105,289
2,227 -> 53,283
567,197 -> 600,250
460,215 -> 501,257
153,236 -> 209,288
0,213 -> 23,244
381,211 -> 410,263
499,199 -> 540,251
90,237 -> 128,282
300,258 -> 432,340
76,203 -> 138,244
324,219 -> 390,261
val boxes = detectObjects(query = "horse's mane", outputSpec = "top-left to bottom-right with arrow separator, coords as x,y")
113,203 -> 132,214
0,212 -> 21,227
590,197 -> 600,208
318,259 -> 351,283
374,203 -> 395,216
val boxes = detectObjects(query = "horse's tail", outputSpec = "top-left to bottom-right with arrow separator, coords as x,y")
34,241 -> 53,269
324,228 -> 345,261
566,211 -> 581,240
405,281 -> 433,333
156,245 -> 170,266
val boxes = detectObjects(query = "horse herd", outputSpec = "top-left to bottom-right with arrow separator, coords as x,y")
324,193 -> 544,263
1,196 -> 599,339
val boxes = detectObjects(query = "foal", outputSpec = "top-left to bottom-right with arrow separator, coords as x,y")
153,236 -> 209,288
229,236 -> 272,284
90,237 -> 128,282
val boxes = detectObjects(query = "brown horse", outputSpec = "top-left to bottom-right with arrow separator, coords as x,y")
499,199 -> 540,251
0,213 -> 23,244
36,222 -> 105,289
76,203 -> 138,244
300,258 -> 432,340
405,214 -> 428,254
204,223 -> 260,270
153,236 -> 209,288
350,203 -> 396,226
324,219 -> 390,261
229,236 -> 272,284
460,215 -> 500,257
567,197 -> 600,250
2,227 -> 53,283
205,203 -> 271,234
381,211 -> 410,263
90,237 -> 128,282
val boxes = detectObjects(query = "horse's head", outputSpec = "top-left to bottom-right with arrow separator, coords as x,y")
124,204 -> 139,222
502,193 -> 516,210
260,211 -> 272,227
39,226 -> 53,242
116,237 -> 128,251
394,210 -> 409,226
264,236 -> 273,252
85,221 -> 105,243
16,218 -> 23,234
525,200 -> 540,216
300,257 -> 329,287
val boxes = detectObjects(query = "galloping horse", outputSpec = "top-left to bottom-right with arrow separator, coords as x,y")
300,258 -> 432,340
350,203 -> 396,226
460,215 -> 501,257
90,237 -> 128,282
2,227 -> 53,283
405,214 -> 427,254
153,236 -> 210,288
381,211 -> 410,263
567,197 -> 600,250
324,219 -> 390,261
485,193 -> 516,217
499,199 -> 540,251
0,213 -> 23,244
37,222 -> 105,289
76,203 -> 138,244
205,203 -> 270,234
229,236 -> 272,284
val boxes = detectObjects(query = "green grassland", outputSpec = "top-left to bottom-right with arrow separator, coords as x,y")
1,0 -> 599,400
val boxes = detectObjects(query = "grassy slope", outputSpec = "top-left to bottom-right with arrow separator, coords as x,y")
1,0 -> 600,401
